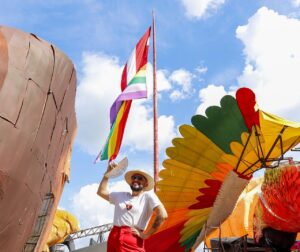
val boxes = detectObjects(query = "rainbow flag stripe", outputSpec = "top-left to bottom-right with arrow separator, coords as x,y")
96,27 -> 151,162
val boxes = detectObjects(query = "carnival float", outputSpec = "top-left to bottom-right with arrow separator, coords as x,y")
0,25 -> 77,251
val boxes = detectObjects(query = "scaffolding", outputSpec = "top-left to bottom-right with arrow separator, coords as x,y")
68,223 -> 113,243
50,223 -> 113,252
202,222 -> 250,252
203,222 -> 225,252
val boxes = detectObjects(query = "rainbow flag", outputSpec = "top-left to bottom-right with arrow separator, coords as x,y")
96,27 -> 151,162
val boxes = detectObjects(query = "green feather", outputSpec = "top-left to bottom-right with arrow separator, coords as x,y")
181,230 -> 201,252
191,95 -> 248,154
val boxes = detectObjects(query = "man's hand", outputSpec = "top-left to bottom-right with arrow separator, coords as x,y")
131,227 -> 150,240
131,204 -> 168,240
97,162 -> 117,201
104,162 -> 117,178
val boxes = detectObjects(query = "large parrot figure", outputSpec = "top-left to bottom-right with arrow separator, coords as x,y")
145,87 -> 300,252
253,161 -> 300,251
204,163 -> 300,251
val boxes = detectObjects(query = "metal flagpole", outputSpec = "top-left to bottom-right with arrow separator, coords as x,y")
152,11 -> 159,191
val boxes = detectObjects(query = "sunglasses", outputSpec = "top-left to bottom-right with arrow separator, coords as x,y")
131,175 -> 146,181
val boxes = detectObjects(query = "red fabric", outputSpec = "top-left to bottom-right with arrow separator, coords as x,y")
190,179 -> 222,209
135,27 -> 151,72
145,222 -> 188,252
121,63 -> 127,91
236,87 -> 260,131
120,27 -> 151,91
107,226 -> 145,252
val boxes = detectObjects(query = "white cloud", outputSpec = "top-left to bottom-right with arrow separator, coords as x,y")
210,67 -> 240,86
75,53 -> 177,156
170,90 -> 185,101
293,0 -> 300,7
123,101 -> 153,152
146,65 -> 172,99
196,84 -> 231,115
124,101 -> 176,153
195,8 -> 300,121
236,7 -> 300,120
181,0 -> 225,19
170,69 -> 194,92
196,66 -> 208,74
75,52 -> 122,155
157,69 -> 172,92
150,66 -> 204,103
158,115 -> 177,148
71,181 -> 130,229
169,68 -> 195,101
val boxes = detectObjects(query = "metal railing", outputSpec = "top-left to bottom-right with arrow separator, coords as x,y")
68,223 -> 113,243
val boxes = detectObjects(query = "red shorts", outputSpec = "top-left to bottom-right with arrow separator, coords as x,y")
107,226 -> 145,252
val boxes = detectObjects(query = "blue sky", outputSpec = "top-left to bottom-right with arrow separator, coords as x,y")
2,0 -> 300,250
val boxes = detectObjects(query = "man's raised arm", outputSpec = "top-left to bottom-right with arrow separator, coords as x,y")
97,162 -> 117,201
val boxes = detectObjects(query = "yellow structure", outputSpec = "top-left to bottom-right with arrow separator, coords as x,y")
43,209 -> 80,251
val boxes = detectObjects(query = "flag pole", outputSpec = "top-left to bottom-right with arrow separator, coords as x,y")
152,11 -> 159,191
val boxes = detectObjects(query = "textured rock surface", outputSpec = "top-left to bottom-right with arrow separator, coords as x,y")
0,25 -> 77,251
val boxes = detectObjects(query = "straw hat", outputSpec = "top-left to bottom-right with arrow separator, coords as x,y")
125,170 -> 154,191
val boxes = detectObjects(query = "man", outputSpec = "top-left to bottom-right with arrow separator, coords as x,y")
97,162 -> 168,252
